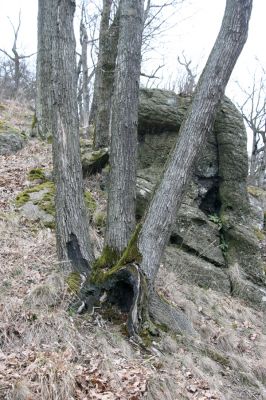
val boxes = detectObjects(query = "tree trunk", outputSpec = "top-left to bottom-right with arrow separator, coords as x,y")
93,1 -> 120,149
86,0 -> 253,339
89,0 -> 112,128
51,0 -> 94,274
79,4 -> 90,136
36,0 -> 54,139
104,0 -> 145,254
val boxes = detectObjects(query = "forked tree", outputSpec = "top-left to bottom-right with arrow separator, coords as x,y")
88,0 -> 253,337
48,0 -> 253,338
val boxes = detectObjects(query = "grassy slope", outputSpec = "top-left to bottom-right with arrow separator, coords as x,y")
0,100 -> 265,400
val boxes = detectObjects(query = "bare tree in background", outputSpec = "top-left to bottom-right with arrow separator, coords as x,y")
0,10 -> 35,97
92,0 -> 120,149
35,0 -> 55,139
91,0 -> 183,148
177,52 -> 197,94
77,1 -> 96,136
238,68 -> 266,186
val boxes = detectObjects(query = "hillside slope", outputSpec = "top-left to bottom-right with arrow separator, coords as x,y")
0,100 -> 265,400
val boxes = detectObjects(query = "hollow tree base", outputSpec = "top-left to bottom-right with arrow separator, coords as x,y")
71,263 -> 197,342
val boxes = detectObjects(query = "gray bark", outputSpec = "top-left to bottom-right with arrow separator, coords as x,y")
104,0 -> 145,254
93,1 -> 120,148
138,0 -> 253,286
36,0 -> 54,139
79,3 -> 90,135
51,0 -> 94,273
82,0 -> 253,340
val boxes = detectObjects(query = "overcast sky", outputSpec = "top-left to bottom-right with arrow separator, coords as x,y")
0,0 -> 265,149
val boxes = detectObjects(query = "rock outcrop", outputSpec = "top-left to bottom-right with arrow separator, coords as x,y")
137,89 -> 265,307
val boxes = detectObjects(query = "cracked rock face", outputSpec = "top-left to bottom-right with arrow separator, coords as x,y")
137,89 -> 265,303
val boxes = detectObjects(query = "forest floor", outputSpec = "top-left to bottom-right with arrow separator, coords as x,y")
0,100 -> 265,400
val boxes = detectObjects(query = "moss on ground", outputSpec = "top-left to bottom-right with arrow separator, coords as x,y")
66,272 -> 81,294
15,192 -> 31,206
28,168 -> 46,182
84,191 -> 97,213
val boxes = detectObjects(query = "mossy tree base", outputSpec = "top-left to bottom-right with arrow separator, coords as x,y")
73,260 -> 196,341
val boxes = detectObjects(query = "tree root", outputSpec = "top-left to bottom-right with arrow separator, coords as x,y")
72,262 -> 197,341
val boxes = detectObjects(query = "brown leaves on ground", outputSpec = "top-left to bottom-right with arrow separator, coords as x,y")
1,102 -> 266,400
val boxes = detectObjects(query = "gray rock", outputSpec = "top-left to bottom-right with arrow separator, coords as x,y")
21,202 -> 54,225
136,88 -> 265,303
165,245 -> 231,293
0,132 -> 25,155
172,204 -> 225,267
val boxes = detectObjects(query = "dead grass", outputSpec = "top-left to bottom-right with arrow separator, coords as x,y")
0,101 -> 266,399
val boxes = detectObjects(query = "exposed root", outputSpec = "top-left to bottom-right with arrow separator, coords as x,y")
77,262 -> 197,341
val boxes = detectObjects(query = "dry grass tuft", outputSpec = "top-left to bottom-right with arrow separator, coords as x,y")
1,103 -> 266,399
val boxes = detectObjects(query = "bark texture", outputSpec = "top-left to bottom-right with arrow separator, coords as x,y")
138,0 -> 253,285
93,1 -> 120,149
82,0 -> 253,341
51,0 -> 94,273
105,0 -> 145,253
36,0 -> 54,139
80,10 -> 90,135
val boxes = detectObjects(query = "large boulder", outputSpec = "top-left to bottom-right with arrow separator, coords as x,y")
137,89 -> 265,307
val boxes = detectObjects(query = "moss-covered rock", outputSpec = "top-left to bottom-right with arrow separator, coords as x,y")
15,181 -> 96,229
136,89 -> 265,304
81,146 -> 109,175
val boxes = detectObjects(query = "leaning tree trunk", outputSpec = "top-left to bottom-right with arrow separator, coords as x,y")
85,0 -> 253,339
51,0 -> 94,274
36,0 -> 54,139
104,0 -> 144,254
93,1 -> 120,149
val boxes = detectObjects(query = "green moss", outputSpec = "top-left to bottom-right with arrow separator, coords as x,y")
15,182 -> 55,215
84,191 -> 97,213
43,221 -> 55,229
204,348 -> 230,367
0,119 -> 8,131
31,113 -> 37,130
91,224 -> 143,285
28,168 -> 46,182
15,192 -> 30,206
247,186 -> 265,198
140,328 -> 153,347
47,134 -> 53,144
93,246 -> 120,271
254,227 -> 265,241
66,272 -> 81,294
115,223 -> 143,269
93,210 -> 106,228
27,181 -> 55,194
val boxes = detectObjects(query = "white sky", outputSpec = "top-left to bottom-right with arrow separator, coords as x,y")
0,1 -> 265,90
0,0 -> 265,151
